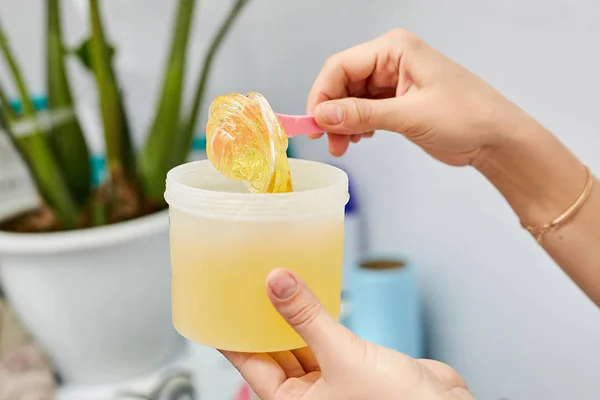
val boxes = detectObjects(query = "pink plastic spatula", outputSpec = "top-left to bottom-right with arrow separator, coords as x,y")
275,114 -> 325,137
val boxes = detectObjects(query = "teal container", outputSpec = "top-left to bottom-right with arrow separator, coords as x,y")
9,95 -> 48,113
346,255 -> 423,358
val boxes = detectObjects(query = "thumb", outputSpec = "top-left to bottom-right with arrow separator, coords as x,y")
266,268 -> 353,366
314,97 -> 410,134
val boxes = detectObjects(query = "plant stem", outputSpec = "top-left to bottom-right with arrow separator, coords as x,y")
0,19 -> 78,228
47,0 -> 92,207
88,0 -> 129,181
0,81 -> 19,120
90,189 -> 107,226
0,81 -> 21,158
0,81 -> 29,171
116,86 -> 137,179
139,0 -> 197,203
69,36 -> 136,179
88,0 -> 141,223
172,0 -> 251,168
0,91 -> 21,157
0,30 -> 35,117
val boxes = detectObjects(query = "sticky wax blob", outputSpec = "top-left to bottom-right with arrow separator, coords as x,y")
205,92 -> 293,193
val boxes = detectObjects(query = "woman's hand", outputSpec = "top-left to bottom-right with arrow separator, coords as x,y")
220,268 -> 474,400
307,29 -> 600,307
307,28 -> 530,167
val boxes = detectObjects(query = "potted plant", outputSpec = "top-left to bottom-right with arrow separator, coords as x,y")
0,0 -> 250,385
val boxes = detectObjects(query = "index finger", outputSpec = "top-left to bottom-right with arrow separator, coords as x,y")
306,38 -> 381,115
306,28 -> 424,115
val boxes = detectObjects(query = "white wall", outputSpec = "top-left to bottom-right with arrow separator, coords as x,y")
1,0 -> 600,399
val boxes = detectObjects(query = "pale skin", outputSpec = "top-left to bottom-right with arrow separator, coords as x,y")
221,29 -> 600,399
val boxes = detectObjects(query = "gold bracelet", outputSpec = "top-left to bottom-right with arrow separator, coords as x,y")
521,165 -> 593,243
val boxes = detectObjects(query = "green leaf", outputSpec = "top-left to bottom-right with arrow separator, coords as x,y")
139,0 -> 197,203
172,0 -> 251,168
70,35 -> 137,180
0,80 -> 19,121
0,18 -> 78,228
0,92 -> 23,158
71,36 -> 116,73
46,0 -> 92,207
88,0 -> 136,181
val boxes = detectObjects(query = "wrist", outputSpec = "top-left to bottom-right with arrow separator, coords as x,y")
475,116 -> 587,226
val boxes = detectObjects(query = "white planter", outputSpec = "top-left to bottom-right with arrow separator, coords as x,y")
0,210 -> 185,385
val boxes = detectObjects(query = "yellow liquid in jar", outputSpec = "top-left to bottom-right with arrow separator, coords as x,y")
205,92 -> 293,194
169,207 -> 344,352
170,92 -> 343,352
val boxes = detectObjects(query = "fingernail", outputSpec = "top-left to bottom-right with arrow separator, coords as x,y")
268,270 -> 298,300
318,103 -> 343,125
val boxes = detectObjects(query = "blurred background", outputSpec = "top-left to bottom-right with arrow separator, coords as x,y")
0,0 -> 599,399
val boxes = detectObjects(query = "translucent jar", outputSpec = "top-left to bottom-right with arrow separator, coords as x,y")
164,159 -> 349,352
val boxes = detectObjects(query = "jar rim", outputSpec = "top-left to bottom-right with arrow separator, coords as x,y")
164,159 -> 349,219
